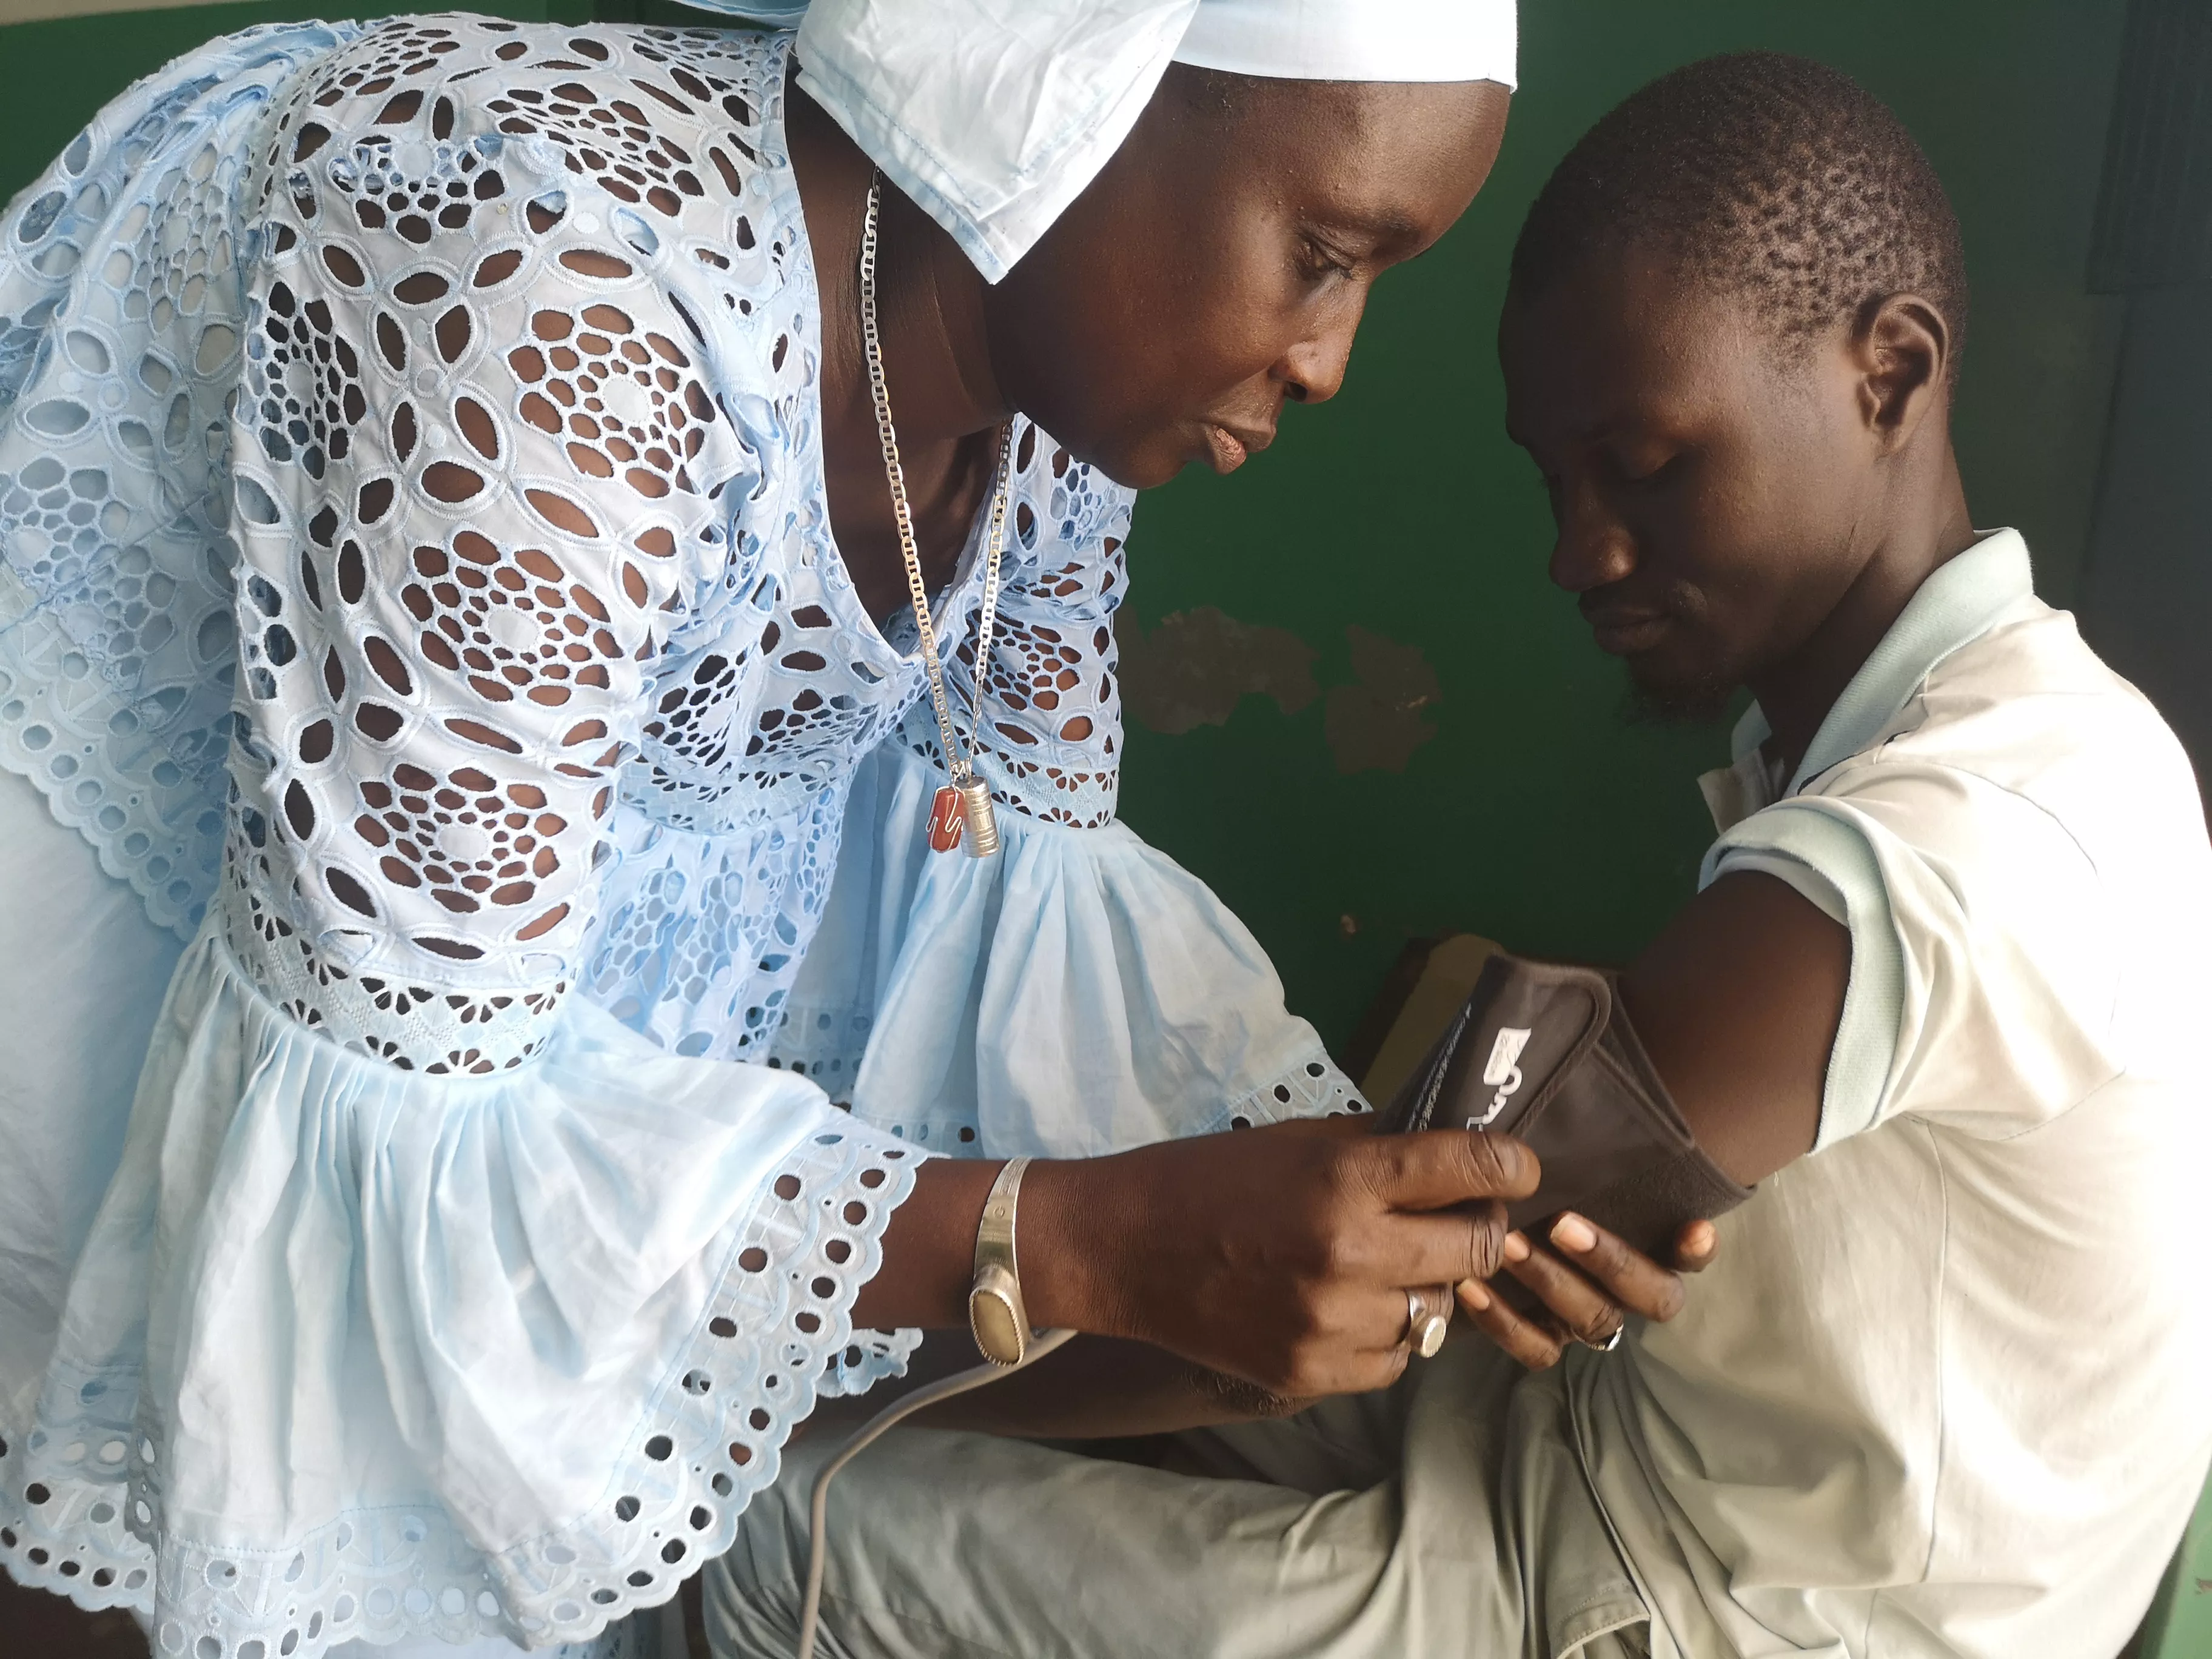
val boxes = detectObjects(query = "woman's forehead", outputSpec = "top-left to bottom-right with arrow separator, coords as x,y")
1158,75 -> 1506,233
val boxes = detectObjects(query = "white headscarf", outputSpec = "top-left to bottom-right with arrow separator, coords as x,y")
675,0 -> 1517,281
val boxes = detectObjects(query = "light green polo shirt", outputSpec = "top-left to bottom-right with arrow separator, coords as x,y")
1575,529 -> 2212,1658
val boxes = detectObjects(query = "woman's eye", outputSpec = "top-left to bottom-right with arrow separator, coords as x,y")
1296,236 -> 1356,283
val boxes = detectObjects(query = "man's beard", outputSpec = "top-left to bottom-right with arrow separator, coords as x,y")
1617,660 -> 1738,727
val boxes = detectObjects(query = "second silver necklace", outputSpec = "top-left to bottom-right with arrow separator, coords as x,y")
857,173 -> 1010,859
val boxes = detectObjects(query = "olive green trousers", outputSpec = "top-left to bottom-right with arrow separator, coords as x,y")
705,1335 -> 1652,1659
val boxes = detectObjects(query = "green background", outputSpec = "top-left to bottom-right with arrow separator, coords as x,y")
4,0 -> 2198,1647
0,0 -> 2132,1049
1116,0 -> 2129,1045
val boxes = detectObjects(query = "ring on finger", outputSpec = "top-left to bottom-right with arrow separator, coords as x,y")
1579,1320 -> 1624,1354
1405,1288 -> 1450,1359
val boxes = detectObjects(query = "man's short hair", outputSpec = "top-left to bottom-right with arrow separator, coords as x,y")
1510,52 -> 1969,378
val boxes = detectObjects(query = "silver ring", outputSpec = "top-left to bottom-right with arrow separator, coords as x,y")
1581,1322 -> 1624,1354
1406,1289 -> 1450,1359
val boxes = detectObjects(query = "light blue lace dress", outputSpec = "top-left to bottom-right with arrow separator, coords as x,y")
0,17 -> 1366,1659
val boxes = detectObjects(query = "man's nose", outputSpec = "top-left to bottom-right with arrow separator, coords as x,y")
1548,479 -> 1637,593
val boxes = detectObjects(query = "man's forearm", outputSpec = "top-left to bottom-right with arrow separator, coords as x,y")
910,1333 -> 1309,1439
805,1332 -> 1309,1443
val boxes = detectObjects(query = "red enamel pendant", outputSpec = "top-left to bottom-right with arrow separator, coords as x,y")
927,784 -> 967,853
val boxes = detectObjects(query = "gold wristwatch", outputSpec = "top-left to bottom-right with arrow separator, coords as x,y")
968,1157 -> 1034,1367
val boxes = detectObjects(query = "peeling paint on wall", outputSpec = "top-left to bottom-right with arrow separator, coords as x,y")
1118,608 -> 1441,774
1325,625 -> 1442,774
1115,606 -> 1319,734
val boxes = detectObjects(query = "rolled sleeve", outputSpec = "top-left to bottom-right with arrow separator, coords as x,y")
1704,803 -> 1903,1150
1705,763 -> 2121,1146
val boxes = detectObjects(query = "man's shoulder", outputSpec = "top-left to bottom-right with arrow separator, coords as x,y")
1835,597 -> 2201,851
1777,597 -> 2211,1124
1927,594 -> 2149,706
1789,597 -> 2212,1043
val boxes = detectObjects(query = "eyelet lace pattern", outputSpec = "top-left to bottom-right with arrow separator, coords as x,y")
890,419 -> 1132,832
0,1117 -> 919,1659
0,24 -> 353,938
1,16 -> 1142,1073
0,15 -> 1355,1657
770,991 -> 1366,1146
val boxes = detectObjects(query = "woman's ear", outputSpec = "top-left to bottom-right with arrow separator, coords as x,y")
1853,292 -> 1951,454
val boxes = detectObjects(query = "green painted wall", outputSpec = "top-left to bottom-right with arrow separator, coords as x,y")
0,1 -> 2132,1052
1115,0 -> 2131,1048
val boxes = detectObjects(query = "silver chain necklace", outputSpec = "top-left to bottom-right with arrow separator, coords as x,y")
858,175 -> 1010,857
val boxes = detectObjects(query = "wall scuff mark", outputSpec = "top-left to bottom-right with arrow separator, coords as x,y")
1115,606 -> 1319,734
1324,625 -> 1441,774
1118,609 -> 1441,774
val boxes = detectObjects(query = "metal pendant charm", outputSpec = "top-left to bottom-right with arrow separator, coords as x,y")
927,785 -> 966,853
959,779 -> 999,858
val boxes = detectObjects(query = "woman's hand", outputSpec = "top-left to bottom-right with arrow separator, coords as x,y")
1456,1213 -> 1718,1369
1018,1121 -> 1540,1399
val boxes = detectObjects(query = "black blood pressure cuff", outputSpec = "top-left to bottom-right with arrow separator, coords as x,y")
1384,952 -> 1752,1260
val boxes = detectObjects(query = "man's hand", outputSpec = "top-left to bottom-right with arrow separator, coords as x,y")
1456,1213 -> 1717,1369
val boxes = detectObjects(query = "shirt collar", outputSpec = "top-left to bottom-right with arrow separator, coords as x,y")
1703,528 -> 2034,830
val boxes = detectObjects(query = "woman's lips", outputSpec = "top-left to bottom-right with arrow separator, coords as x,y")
1202,423 -> 1269,474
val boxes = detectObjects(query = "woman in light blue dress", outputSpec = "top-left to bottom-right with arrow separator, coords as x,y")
0,4 -> 1551,1656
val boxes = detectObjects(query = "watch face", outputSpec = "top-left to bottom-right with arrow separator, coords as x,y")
969,1284 -> 1025,1367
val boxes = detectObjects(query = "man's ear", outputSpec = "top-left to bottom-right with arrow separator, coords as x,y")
1852,293 -> 1951,454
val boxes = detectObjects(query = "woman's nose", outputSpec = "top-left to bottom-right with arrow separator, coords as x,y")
1279,296 -> 1364,405
1547,481 -> 1637,593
